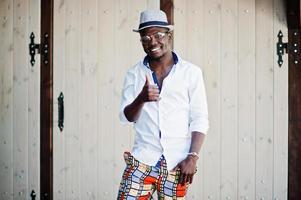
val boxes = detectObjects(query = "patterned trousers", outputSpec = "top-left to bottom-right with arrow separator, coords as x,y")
117,152 -> 189,200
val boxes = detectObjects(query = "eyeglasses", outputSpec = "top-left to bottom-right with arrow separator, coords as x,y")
140,31 -> 169,44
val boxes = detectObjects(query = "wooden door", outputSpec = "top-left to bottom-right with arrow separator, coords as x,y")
173,0 -> 288,199
53,0 -> 160,199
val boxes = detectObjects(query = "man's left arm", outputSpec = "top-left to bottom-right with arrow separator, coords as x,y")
176,131 -> 205,185
177,67 -> 209,185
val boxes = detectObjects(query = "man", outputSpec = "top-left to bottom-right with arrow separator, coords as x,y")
117,10 -> 209,199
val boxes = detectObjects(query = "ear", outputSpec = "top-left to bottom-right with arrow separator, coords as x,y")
167,32 -> 173,44
167,31 -> 173,39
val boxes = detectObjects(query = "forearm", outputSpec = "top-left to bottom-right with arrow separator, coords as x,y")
124,95 -> 144,122
189,131 -> 206,154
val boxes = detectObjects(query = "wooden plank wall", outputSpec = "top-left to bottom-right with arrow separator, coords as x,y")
53,0 -> 159,199
0,0 -> 288,199
0,0 -> 40,199
174,0 -> 288,199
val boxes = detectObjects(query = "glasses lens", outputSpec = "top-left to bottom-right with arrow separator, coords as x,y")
154,32 -> 166,40
141,36 -> 151,44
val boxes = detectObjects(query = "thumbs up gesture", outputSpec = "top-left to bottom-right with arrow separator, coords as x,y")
139,75 -> 160,102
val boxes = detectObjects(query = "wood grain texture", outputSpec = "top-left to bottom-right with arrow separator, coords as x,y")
13,0 -> 29,199
28,0 -> 41,198
173,0 -> 287,199
288,28 -> 301,200
238,0 -> 256,199
0,0 -> 14,199
273,0 -> 288,199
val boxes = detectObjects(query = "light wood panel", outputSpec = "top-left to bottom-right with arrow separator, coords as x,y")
255,0 -> 274,199
28,0 -> 41,198
0,0 -> 14,199
174,0 -> 288,199
220,0 -> 239,199
53,0 -> 67,198
199,0 -> 222,199
238,0 -> 256,199
0,0 -> 40,199
97,0 -> 117,198
273,0 -> 288,199
64,0 -> 82,198
13,0 -> 30,199
80,0 -> 99,199
53,0 -> 156,199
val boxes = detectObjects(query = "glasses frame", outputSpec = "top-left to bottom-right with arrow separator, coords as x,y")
140,31 -> 170,45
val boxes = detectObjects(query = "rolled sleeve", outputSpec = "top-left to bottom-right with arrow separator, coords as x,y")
119,71 -> 135,123
188,68 -> 209,134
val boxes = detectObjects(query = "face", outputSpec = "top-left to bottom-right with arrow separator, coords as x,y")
139,27 -> 172,60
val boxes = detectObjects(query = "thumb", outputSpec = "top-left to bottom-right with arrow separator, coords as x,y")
145,75 -> 151,85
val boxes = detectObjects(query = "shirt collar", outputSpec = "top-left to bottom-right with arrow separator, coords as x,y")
143,52 -> 179,68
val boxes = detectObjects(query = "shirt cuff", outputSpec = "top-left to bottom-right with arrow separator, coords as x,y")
189,120 -> 209,135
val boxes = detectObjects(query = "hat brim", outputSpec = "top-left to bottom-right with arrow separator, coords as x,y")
133,25 -> 174,32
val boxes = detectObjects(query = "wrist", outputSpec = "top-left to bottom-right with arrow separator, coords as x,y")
136,93 -> 145,104
187,152 -> 199,161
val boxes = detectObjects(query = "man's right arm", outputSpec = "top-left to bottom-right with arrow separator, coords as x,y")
124,75 -> 160,122
124,95 -> 145,122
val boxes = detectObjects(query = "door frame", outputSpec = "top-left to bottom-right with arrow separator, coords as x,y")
287,1 -> 301,199
40,0 -> 53,199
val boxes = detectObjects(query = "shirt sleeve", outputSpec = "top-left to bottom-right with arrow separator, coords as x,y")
119,71 -> 135,123
188,67 -> 209,134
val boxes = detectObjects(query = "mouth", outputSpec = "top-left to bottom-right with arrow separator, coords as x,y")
150,47 -> 161,53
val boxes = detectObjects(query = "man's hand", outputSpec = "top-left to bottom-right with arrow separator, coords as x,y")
175,155 -> 198,185
124,75 -> 160,122
138,75 -> 160,102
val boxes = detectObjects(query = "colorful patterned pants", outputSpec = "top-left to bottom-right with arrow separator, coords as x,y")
117,152 -> 189,200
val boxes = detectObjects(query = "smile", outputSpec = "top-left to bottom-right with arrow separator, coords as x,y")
151,47 -> 160,52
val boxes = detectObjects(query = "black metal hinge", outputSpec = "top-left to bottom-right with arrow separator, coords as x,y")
277,30 -> 300,67
30,190 -> 36,200
277,31 -> 287,67
29,32 -> 49,66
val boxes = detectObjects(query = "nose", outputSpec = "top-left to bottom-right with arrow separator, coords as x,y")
150,35 -> 158,46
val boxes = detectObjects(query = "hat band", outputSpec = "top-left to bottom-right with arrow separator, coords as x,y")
138,21 -> 169,30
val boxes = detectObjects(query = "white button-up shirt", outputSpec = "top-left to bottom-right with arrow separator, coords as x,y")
119,53 -> 209,170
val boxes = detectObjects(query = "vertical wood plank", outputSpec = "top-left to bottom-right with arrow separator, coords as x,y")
65,0 -> 82,198
80,0 -> 98,199
28,0 -> 40,198
273,0 -> 288,199
13,0 -> 29,199
53,0 -> 66,199
128,0 -> 148,66
147,0 -> 160,10
114,0 -> 130,190
0,0 -> 13,199
173,0 -> 187,57
238,0 -> 256,199
97,0 -> 117,198
288,29 -> 301,200
220,0 -> 239,199
202,1 -> 221,199
255,0 -> 274,199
